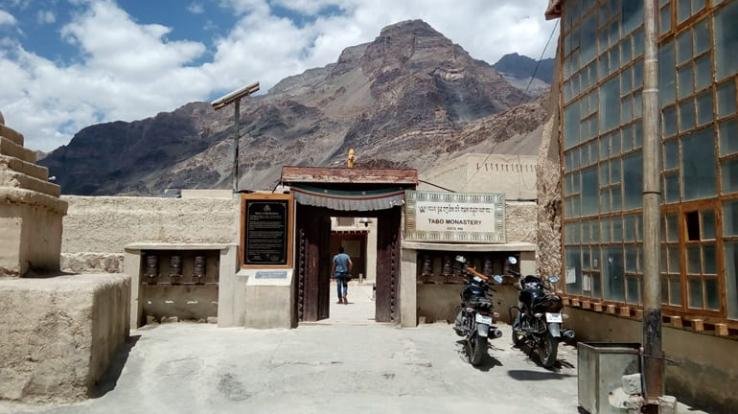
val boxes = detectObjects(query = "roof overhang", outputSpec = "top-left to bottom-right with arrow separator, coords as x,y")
545,0 -> 562,20
281,166 -> 418,186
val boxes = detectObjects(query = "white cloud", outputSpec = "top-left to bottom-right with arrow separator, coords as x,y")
0,0 -> 557,151
187,2 -> 204,14
0,9 -> 17,26
36,10 -> 56,24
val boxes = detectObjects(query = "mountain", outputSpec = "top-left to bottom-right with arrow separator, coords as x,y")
493,53 -> 554,83
41,20 -> 549,195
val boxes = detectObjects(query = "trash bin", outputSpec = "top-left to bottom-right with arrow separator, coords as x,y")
578,342 -> 641,414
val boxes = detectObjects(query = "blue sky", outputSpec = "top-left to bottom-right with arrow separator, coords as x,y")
0,0 -> 557,151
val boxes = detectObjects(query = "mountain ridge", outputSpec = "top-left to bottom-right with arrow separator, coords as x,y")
41,20 -> 549,195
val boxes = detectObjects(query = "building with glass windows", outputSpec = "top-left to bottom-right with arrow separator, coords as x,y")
541,1 -> 738,411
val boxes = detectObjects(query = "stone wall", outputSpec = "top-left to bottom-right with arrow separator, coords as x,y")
567,307 -> 738,414
536,49 -> 563,277
61,196 -> 239,272
505,201 -> 537,245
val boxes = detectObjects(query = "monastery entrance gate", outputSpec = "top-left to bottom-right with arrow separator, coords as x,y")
281,166 -> 417,323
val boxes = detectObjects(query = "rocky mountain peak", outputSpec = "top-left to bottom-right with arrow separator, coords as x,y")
41,21 -> 546,195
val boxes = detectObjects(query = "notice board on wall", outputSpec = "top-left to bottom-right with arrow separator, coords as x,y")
404,190 -> 505,243
240,193 -> 294,268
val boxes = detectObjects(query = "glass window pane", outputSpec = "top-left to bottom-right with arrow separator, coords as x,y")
696,91 -> 712,126
669,277 -> 682,305
722,158 -> 738,194
623,152 -> 643,209
702,210 -> 716,240
677,66 -> 693,99
677,0 -> 691,23
608,159 -> 620,182
703,244 -> 717,274
622,1 -> 643,35
689,277 -> 704,308
613,218 -> 623,241
724,241 -> 738,318
564,102 -> 581,149
665,174 -> 680,202
626,276 -> 641,304
662,106 -> 678,136
687,245 -> 701,274
604,247 -> 625,301
677,29 -> 693,64
659,5 -> 671,35
668,245 -> 680,272
565,247 -> 582,294
723,200 -> 738,236
694,55 -> 712,91
705,278 -> 719,310
694,19 -> 709,56
581,15 -> 597,64
633,61 -> 643,89
611,186 -> 622,210
602,219 -> 611,242
664,140 -> 678,169
633,29 -> 644,57
682,127 -> 716,200
714,0 -> 738,80
719,119 -> 738,156
659,42 -> 676,106
600,77 -> 621,131
626,246 -> 638,272
666,213 -> 680,242
717,82 -> 737,117
625,215 -> 637,241
679,99 -> 695,132
581,167 -> 599,216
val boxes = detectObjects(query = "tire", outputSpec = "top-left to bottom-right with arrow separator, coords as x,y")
512,312 -> 525,347
539,334 -> 559,369
469,334 -> 488,366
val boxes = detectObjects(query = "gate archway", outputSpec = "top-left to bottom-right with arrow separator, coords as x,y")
281,166 -> 416,323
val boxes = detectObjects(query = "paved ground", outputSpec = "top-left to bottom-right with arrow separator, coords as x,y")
1,284 -> 710,414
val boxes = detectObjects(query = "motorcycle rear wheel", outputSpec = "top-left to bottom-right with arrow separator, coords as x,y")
538,334 -> 558,369
469,334 -> 488,366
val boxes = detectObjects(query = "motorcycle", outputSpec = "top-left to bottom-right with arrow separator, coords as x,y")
510,274 -> 575,369
453,255 -> 504,366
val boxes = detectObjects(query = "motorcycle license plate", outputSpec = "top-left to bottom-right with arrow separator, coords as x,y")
545,312 -> 563,323
475,314 -> 492,325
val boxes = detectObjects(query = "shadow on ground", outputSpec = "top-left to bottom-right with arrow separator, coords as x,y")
92,335 -> 141,398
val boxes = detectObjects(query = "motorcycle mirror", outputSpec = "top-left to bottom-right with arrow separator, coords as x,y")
455,255 -> 467,264
548,275 -> 560,284
493,275 -> 504,284
507,256 -> 518,265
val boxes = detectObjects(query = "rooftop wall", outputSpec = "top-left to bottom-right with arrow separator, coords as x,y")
60,196 -> 239,272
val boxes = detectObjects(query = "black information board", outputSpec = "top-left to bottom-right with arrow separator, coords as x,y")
245,200 -> 288,265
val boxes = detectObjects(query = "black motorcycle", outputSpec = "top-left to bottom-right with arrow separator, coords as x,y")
510,274 -> 575,368
453,255 -> 503,366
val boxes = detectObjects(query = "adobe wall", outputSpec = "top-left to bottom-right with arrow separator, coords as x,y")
0,274 -> 130,403
60,196 -> 239,272
567,307 -> 738,414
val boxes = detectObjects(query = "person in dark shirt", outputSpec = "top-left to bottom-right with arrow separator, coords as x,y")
331,246 -> 353,304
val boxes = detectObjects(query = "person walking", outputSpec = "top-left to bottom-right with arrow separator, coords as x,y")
331,246 -> 353,304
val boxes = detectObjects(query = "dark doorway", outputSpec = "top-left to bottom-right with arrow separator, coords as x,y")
296,205 -> 401,323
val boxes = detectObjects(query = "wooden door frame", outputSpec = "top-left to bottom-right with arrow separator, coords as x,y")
295,203 -> 402,323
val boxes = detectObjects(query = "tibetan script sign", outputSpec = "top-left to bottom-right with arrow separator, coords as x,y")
244,200 -> 289,265
404,191 -> 505,243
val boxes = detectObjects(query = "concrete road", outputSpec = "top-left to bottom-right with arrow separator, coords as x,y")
5,323 -> 582,414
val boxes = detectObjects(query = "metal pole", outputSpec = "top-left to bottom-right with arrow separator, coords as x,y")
642,0 -> 664,406
233,99 -> 240,194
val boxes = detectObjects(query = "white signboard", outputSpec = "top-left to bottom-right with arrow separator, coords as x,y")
404,191 -> 505,243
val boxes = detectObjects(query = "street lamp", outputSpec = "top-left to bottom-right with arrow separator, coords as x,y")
211,82 -> 260,193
